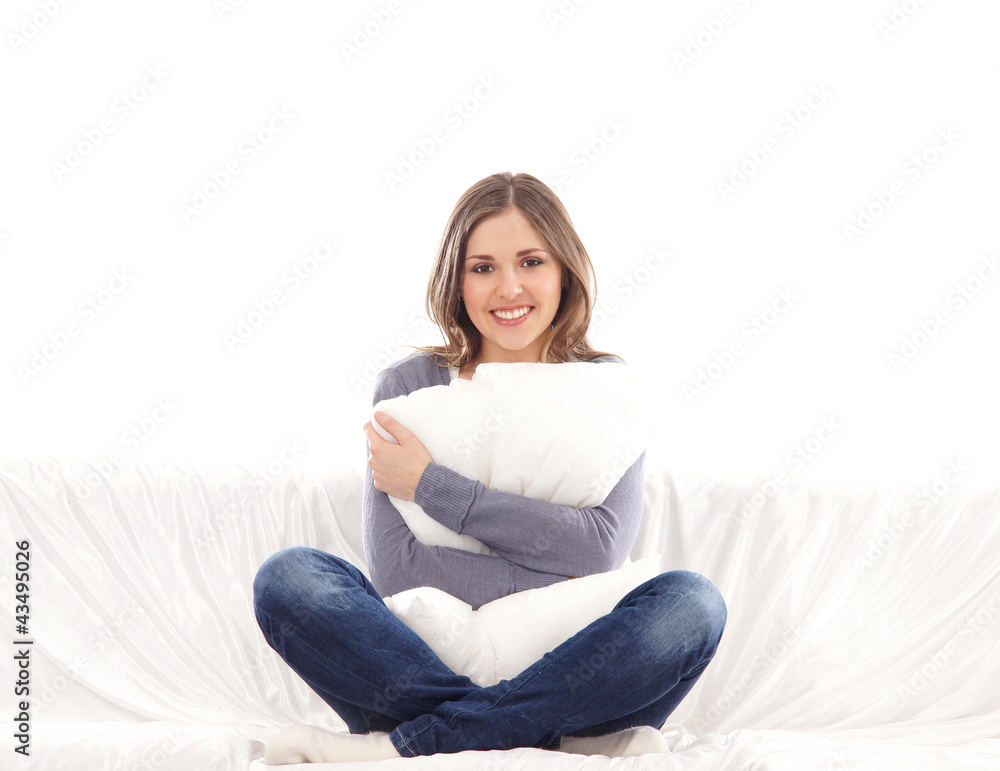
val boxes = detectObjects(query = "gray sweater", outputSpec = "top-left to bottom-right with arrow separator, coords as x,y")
362,350 -> 646,609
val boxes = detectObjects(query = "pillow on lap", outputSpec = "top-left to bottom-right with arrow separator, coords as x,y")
382,557 -> 662,687
372,361 -> 659,684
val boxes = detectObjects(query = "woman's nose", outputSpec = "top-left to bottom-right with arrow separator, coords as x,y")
497,270 -> 522,297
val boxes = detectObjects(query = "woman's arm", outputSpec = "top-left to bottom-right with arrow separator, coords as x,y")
413,451 -> 645,577
363,367 -> 569,609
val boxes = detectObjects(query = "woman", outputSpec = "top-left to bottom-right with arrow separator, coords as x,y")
253,172 -> 727,763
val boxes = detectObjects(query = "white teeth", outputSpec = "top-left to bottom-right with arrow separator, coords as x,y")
492,306 -> 530,320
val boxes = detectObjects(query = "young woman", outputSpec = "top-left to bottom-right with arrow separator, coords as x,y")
253,172 -> 727,763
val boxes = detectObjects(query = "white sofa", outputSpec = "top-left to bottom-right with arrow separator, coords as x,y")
1,457 -> 998,770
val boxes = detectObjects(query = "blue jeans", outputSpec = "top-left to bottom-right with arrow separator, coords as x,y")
253,547 -> 726,757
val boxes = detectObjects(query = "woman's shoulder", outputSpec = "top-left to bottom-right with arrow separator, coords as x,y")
374,350 -> 447,399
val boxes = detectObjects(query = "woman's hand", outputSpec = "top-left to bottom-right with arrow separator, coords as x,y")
363,411 -> 433,502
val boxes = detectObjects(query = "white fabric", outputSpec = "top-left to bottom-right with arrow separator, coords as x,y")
1,458 -> 999,770
371,361 -> 657,684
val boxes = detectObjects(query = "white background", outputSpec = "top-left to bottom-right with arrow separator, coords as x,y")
2,0 -> 998,493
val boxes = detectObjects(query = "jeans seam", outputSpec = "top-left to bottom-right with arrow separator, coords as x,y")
391,727 -> 416,758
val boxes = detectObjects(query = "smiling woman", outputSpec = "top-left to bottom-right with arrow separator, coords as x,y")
412,171 -> 620,376
252,171 -> 727,764
457,208 -> 566,376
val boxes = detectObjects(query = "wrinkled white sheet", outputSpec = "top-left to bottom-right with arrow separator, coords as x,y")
1,457 -> 998,769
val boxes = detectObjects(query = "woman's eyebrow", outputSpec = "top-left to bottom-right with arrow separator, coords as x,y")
467,249 -> 549,261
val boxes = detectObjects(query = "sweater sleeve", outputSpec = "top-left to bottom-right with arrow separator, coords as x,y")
362,367 -> 569,609
414,450 -> 645,577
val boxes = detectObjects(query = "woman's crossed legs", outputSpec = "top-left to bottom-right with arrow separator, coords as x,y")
252,547 -> 726,760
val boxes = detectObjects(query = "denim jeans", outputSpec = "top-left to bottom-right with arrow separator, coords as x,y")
253,546 -> 726,757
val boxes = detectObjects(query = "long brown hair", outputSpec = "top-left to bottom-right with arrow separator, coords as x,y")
407,172 -> 621,369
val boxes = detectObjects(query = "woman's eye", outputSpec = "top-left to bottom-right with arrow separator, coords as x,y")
472,259 -> 542,274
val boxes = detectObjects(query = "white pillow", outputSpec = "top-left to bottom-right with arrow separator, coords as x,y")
372,361 -> 659,684
382,557 -> 663,686
371,361 -> 651,555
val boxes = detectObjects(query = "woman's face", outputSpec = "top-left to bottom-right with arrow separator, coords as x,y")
461,208 -> 564,364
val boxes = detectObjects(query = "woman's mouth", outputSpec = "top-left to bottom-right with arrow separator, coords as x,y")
489,306 -> 533,326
